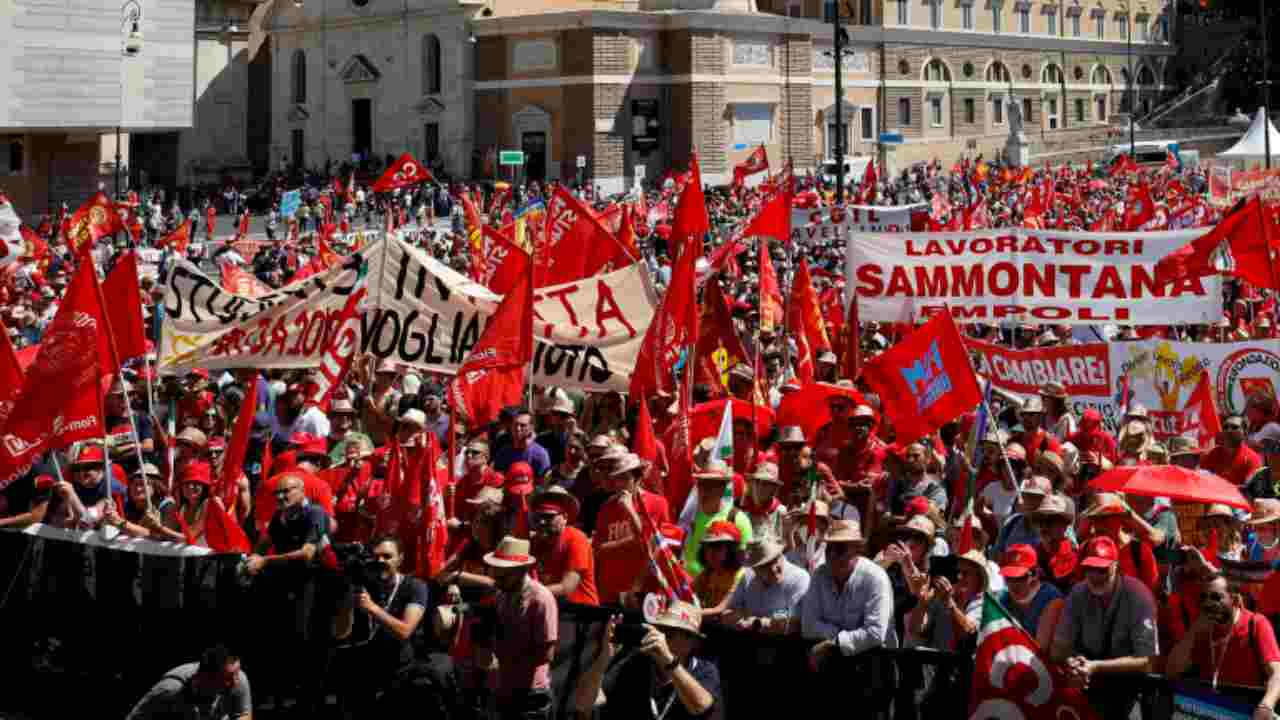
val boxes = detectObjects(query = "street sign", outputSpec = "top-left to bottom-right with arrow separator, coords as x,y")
879,132 -> 904,145
635,164 -> 646,180
499,150 -> 525,166
576,155 -> 587,168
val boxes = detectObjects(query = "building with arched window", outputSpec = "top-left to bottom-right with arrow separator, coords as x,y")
265,0 -> 476,179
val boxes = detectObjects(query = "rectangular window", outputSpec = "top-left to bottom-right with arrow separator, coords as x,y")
897,0 -> 908,25
823,0 -> 836,23
788,1 -> 802,17
1071,14 -> 1080,37
1117,15 -> 1128,38
930,97 -> 944,126
1018,9 -> 1029,33
1046,98 -> 1058,129
1047,12 -> 1057,35
424,123 -> 439,164
1095,15 -> 1104,39
992,98 -> 1004,125
1075,98 -> 1085,122
898,97 -> 912,126
930,1 -> 942,29
860,107 -> 875,140
291,128 -> 304,169
733,103 -> 774,145
1138,22 -> 1148,41
993,7 -> 1002,33
1022,97 -> 1033,123
964,98 -> 976,124
962,4 -> 974,29
0,137 -> 22,175
1095,96 -> 1106,121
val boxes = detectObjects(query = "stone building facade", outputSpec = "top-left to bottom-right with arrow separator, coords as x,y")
263,0 -> 481,180
472,0 -> 1176,193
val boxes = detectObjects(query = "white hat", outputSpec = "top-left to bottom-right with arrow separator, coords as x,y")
399,409 -> 427,427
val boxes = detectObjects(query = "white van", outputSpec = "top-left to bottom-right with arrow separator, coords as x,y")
819,156 -> 872,187
1106,140 -> 1177,165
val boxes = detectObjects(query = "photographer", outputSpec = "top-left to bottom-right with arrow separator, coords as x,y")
572,601 -> 719,720
126,644 -> 251,720
332,535 -> 431,713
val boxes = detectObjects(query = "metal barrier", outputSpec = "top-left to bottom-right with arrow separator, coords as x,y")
0,527 -> 1269,719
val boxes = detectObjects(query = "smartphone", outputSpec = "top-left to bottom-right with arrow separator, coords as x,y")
928,555 -> 960,584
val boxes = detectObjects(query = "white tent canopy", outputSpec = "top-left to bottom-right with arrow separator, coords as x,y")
1218,107 -> 1280,160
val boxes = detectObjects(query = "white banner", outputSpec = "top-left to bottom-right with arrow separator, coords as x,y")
159,235 -> 656,392
790,204 -> 924,247
845,228 -> 1220,326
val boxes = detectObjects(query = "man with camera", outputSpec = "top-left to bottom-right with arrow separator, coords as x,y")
572,601 -> 719,720
332,535 -> 434,714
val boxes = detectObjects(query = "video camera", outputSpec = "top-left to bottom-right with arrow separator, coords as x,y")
332,542 -> 385,594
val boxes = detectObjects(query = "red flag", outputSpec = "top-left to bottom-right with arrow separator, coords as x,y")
633,393 -> 659,465
787,259 -> 832,385
616,205 -> 639,259
64,192 -> 125,252
841,295 -> 861,381
860,310 -> 981,445
220,374 -> 258,509
758,238 -> 784,332
732,145 -> 769,188
371,152 -> 433,193
859,160 -> 878,203
479,224 -> 531,295
222,265 -> 271,298
1155,197 -> 1280,290
310,284 -> 367,411
101,251 -> 149,362
205,500 -> 252,553
1181,371 -> 1222,450
670,155 -> 710,260
0,245 -> 113,485
695,281 -> 750,395
415,435 -> 449,578
539,186 -> 632,286
629,227 -> 699,400
0,317 -> 23,430
450,264 -> 533,428
158,220 -> 193,255
741,191 -> 792,245
1123,181 -> 1156,231
1108,154 -> 1140,178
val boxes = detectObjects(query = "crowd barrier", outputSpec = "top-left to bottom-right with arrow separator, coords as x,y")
0,526 -> 1269,719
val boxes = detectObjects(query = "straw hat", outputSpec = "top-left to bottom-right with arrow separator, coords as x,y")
176,427 -> 208,448
1040,381 -> 1068,399
956,549 -> 991,590
748,462 -> 781,485
399,409 -> 427,427
776,426 -> 806,446
610,452 -> 646,476
1205,503 -> 1238,520
466,486 -> 504,507
1167,435 -> 1203,458
531,485 -> 580,524
1029,493 -> 1075,522
899,514 -> 936,540
701,520 -> 743,545
1082,492 -> 1128,518
1020,396 -> 1045,414
1247,499 -> 1280,526
650,600 -> 705,639
483,536 -> 537,568
787,500 -> 829,520
745,538 -> 785,568
693,458 -> 732,481
825,519 -> 864,543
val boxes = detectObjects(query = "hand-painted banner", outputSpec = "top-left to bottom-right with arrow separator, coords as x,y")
790,204 -> 925,246
159,235 -> 655,392
845,228 -> 1220,326
964,338 -> 1116,431
1208,166 -> 1280,207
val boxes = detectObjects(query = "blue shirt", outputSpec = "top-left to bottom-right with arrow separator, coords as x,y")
801,558 -> 898,656
492,441 -> 551,477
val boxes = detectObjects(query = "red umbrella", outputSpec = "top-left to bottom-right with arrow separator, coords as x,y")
775,382 -> 867,444
690,398 -> 774,447
1088,465 -> 1250,510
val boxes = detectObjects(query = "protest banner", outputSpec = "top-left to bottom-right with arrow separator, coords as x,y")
790,204 -> 925,246
1208,166 -> 1280,207
964,338 -> 1116,428
845,228 -> 1221,326
158,234 -> 655,392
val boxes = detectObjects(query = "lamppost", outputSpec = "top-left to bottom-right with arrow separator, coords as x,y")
1125,1 -> 1135,159
825,10 -> 858,205
118,0 -> 144,199
1262,0 -> 1272,169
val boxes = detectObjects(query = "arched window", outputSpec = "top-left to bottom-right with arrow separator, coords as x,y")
423,34 -> 442,95
1091,65 -> 1111,85
1137,65 -> 1156,86
986,61 -> 1010,83
924,59 -> 950,82
1042,63 -> 1063,84
291,50 -> 307,104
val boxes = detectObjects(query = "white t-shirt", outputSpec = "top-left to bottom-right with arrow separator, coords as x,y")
980,482 -> 1019,524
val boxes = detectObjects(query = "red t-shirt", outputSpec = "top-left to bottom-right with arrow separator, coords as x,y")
1118,538 -> 1160,594
1193,609 -> 1280,688
537,526 -> 599,606
592,491 -> 670,605
455,468 -> 504,522
1202,444 -> 1263,487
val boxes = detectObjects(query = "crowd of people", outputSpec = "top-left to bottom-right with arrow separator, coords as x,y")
5,152 -> 1280,720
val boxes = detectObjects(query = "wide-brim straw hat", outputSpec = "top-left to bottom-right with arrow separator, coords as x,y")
483,536 -> 537,568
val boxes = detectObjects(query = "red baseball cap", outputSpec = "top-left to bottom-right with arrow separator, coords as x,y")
180,462 -> 213,486
703,520 -> 742,544
903,496 -> 930,518
1079,536 -> 1119,569
999,544 -> 1039,578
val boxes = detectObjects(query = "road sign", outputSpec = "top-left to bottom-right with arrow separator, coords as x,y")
499,150 -> 525,166
577,155 -> 587,168
879,132 -> 904,145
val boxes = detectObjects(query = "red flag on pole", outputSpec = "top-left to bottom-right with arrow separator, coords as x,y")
64,192 -> 125,253
740,190 -> 792,245
450,264 -> 534,428
757,239 -> 784,332
1155,196 -> 1280,290
220,374 -> 258,510
371,153 -> 434,193
670,155 -> 709,261
629,227 -> 700,400
0,316 -> 24,430
101,251 -> 149,362
1181,371 -> 1222,451
0,245 -> 113,484
786,259 -> 832,385
860,310 -> 982,445
158,220 -> 193,254
732,145 -> 769,189
695,281 -> 751,395
841,295 -> 862,381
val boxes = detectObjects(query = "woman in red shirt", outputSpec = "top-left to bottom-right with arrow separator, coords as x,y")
1080,492 -> 1159,594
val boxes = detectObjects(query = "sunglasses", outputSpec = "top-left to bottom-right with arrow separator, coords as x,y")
273,489 -> 292,498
